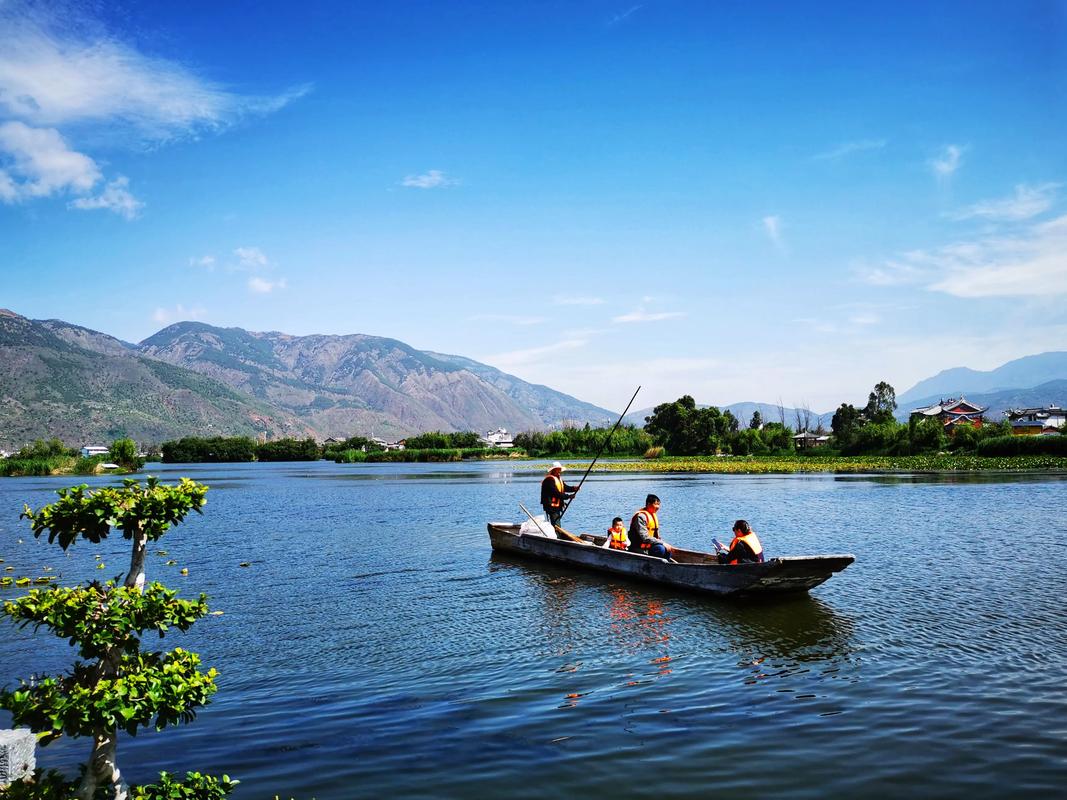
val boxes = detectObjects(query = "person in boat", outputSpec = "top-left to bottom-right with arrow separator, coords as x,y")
717,519 -> 764,564
540,461 -> 579,529
628,494 -> 673,559
606,516 -> 630,550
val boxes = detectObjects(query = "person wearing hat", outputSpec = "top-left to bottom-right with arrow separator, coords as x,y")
541,461 -> 580,529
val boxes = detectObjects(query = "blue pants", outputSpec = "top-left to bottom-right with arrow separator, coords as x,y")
647,542 -> 669,559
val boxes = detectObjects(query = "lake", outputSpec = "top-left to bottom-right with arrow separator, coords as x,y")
2,461 -> 1066,798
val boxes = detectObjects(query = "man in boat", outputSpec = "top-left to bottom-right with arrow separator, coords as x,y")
628,494 -> 674,559
716,519 -> 764,564
540,461 -> 579,529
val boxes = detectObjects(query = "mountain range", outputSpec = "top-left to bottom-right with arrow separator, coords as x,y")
2,307 -> 1064,450
0,310 -> 615,449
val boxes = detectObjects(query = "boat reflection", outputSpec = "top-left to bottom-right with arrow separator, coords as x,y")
489,550 -> 856,691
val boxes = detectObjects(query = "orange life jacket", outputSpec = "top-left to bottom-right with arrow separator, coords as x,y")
544,474 -> 564,508
608,525 -> 629,550
727,531 -> 764,564
631,509 -> 660,549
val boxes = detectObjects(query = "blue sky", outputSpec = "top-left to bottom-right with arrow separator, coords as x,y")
2,0 -> 1065,413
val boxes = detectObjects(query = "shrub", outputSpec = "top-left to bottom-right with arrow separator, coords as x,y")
977,435 -> 1067,456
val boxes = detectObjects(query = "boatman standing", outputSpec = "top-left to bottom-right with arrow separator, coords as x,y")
628,494 -> 674,559
541,461 -> 579,529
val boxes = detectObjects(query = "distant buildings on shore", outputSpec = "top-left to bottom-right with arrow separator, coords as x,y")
910,397 -> 987,432
1005,405 -> 1065,436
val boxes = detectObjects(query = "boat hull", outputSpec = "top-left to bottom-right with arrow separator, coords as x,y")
487,522 -> 853,596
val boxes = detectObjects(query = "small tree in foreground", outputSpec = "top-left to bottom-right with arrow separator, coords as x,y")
0,478 -> 236,800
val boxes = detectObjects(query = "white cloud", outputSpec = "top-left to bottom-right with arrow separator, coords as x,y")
189,255 -> 216,269
234,247 -> 268,269
812,139 -> 887,161
152,304 -> 206,325
929,144 -> 964,178
401,170 -> 456,189
613,308 -> 686,323
484,338 -> 588,369
552,294 -> 605,306
951,183 -> 1060,222
0,120 -> 99,200
69,175 -> 143,219
468,313 -> 547,326
609,5 -> 644,25
0,2 -> 309,141
248,276 -> 287,294
864,214 -> 1067,298
762,215 -> 785,250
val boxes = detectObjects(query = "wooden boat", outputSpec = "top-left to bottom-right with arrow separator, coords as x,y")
487,522 -> 854,596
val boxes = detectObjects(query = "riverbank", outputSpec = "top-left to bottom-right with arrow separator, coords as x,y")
0,456 -> 135,478
549,454 -> 1067,473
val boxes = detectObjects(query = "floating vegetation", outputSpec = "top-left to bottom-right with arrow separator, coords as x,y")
587,454 -> 1067,474
165,560 -> 177,566
156,550 -> 168,556
180,568 -> 189,575
0,576 -> 12,587
4,566 -> 13,572
15,577 -> 31,587
209,610 -> 224,616
33,576 -> 52,584
96,563 -> 106,569
239,562 -> 251,567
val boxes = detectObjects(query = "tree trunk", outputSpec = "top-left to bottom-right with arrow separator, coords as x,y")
77,729 -> 128,800
125,526 -> 147,591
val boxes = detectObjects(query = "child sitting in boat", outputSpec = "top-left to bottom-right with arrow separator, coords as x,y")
606,517 -> 630,550
716,520 -> 764,564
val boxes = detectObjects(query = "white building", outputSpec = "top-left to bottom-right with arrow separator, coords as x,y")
80,445 -> 110,458
480,428 -> 514,448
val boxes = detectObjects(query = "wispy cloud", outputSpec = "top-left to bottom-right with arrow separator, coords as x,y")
951,183 -> 1060,222
468,313 -> 547,326
613,308 -> 686,323
485,338 -> 588,369
188,255 -> 216,269
0,1 -> 308,216
552,294 -> 605,306
248,276 -> 287,294
762,215 -> 785,250
234,246 -> 269,269
69,175 -> 143,219
401,170 -> 457,189
609,5 -> 644,25
0,2 -> 309,140
929,144 -> 964,179
152,303 -> 206,325
861,213 -> 1067,297
812,139 -> 887,161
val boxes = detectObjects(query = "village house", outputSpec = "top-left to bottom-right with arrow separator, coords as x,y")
909,397 -> 986,432
80,445 -> 110,458
480,428 -> 514,448
1006,405 -> 1065,436
792,431 -> 830,449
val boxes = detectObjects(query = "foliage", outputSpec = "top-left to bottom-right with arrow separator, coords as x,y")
977,434 -> 1067,456
321,436 -> 385,460
2,647 -> 217,740
864,381 -> 897,424
21,477 -> 207,550
129,772 -> 239,800
644,396 -> 773,456
589,454 -> 1067,473
748,410 -> 763,430
160,437 -> 256,463
255,437 -> 320,462
512,425 -> 651,457
13,438 -> 75,460
333,448 -> 367,463
109,438 -> 143,471
404,431 -> 482,449
831,403 -> 863,448
0,478 -> 225,798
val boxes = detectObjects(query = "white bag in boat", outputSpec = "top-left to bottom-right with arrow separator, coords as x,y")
520,514 -> 556,538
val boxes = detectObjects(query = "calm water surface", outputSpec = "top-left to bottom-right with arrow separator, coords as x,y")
1,462 -> 1066,798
